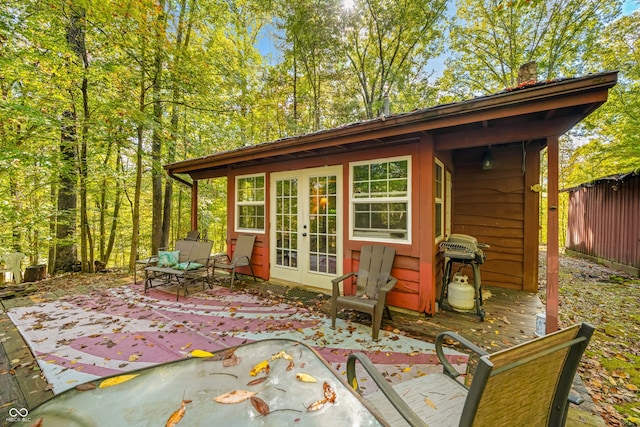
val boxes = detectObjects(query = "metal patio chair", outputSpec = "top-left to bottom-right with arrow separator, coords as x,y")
331,245 -> 397,341
212,234 -> 257,289
347,322 -> 595,426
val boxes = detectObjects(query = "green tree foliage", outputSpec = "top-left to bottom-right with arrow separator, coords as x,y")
439,0 -> 621,99
0,0 -> 636,274
340,0 -> 448,119
567,11 -> 640,186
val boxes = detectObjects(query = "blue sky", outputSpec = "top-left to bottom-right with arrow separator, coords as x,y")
623,0 -> 639,14
258,1 -> 640,67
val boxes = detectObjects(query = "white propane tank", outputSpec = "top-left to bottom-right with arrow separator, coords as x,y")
448,273 -> 475,312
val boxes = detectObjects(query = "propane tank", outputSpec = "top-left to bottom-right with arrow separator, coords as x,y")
448,273 -> 475,312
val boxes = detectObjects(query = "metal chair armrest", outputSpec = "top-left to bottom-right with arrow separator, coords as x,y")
347,352 -> 427,427
436,331 -> 489,380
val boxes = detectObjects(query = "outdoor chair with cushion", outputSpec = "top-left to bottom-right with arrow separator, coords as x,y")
331,245 -> 397,341
212,234 -> 257,289
347,322 -> 595,426
144,239 -> 213,300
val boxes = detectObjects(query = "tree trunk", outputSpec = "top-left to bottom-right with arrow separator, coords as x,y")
54,109 -> 78,273
151,0 -> 166,254
67,4 -> 92,273
105,144 -> 122,265
162,0 -> 192,248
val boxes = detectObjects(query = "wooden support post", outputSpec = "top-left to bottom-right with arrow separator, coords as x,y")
191,180 -> 198,232
546,136 -> 559,334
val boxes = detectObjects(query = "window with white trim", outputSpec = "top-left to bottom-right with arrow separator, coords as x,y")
350,157 -> 410,242
435,159 -> 444,242
236,174 -> 265,231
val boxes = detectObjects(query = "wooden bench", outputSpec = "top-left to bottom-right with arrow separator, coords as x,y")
144,239 -> 213,300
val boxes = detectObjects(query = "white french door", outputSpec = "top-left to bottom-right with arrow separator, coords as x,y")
270,166 -> 342,290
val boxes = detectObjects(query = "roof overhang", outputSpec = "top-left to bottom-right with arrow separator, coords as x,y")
166,71 -> 618,181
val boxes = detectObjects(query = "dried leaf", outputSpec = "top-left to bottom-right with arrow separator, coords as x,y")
247,376 -> 268,386
190,349 -> 214,358
214,390 -> 257,404
286,361 -> 295,371
223,354 -> 240,367
75,383 -> 96,391
165,399 -> 191,427
306,399 -> 327,412
323,382 -> 336,403
128,354 -> 140,362
424,397 -> 437,409
250,360 -> 270,376
99,374 -> 139,388
296,373 -> 317,383
250,396 -> 270,415
271,350 -> 293,361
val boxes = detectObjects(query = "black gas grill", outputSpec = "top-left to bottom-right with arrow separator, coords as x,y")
438,234 -> 489,321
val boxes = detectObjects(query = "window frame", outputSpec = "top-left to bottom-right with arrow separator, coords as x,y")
235,173 -> 266,232
435,158 -> 445,243
349,156 -> 412,244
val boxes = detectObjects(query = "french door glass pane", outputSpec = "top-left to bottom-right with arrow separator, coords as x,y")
275,178 -> 298,268
308,174 -> 337,274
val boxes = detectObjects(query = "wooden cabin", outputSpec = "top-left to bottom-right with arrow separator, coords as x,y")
565,170 -> 640,277
165,72 -> 618,328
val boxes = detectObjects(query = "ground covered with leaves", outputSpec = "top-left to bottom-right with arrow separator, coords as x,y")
539,251 -> 640,427
6,253 -> 639,426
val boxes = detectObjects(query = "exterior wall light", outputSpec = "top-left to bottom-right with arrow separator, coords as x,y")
482,148 -> 493,170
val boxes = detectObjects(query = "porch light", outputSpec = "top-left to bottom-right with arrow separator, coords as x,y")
482,148 -> 493,170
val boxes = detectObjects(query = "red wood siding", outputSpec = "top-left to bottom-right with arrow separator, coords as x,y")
451,143 -> 542,291
567,173 -> 640,271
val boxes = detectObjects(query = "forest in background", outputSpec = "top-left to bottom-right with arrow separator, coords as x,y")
1,0 -> 638,274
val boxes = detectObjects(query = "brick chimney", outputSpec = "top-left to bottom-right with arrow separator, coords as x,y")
518,61 -> 537,84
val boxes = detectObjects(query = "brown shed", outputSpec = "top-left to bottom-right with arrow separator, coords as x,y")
565,170 -> 640,277
166,71 -> 618,332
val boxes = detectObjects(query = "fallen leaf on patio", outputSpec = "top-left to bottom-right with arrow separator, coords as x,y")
250,360 -> 270,376
250,396 -> 270,415
181,343 -> 192,350
190,349 -> 214,358
296,373 -> 317,383
625,383 -> 638,392
128,354 -> 140,362
424,397 -> 437,409
402,367 -> 411,373
214,390 -> 256,404
99,374 -> 139,388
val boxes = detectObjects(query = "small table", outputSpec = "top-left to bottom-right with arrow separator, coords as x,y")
29,338 -> 388,426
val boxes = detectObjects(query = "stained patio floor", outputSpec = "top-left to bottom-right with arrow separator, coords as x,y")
1,276 -> 604,426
